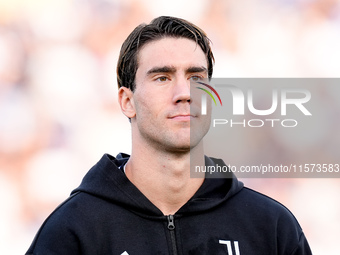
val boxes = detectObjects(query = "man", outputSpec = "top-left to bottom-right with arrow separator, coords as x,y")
26,16 -> 312,254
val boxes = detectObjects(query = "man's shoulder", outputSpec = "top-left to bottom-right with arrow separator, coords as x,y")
27,190 -> 119,254
46,189 -> 116,221
235,186 -> 303,229
239,186 -> 295,211
37,192 -> 91,228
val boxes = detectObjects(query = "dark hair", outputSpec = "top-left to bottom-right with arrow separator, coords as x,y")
117,16 -> 214,91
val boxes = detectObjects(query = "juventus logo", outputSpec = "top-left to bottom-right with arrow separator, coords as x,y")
219,240 -> 240,255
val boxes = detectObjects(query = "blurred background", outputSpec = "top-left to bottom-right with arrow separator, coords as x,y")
0,0 -> 339,254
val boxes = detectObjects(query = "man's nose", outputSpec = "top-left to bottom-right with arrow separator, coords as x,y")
172,77 -> 191,104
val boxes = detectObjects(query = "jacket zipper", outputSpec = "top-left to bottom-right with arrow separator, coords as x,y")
167,215 -> 178,255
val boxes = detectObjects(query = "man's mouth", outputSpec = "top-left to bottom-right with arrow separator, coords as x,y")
169,114 -> 196,121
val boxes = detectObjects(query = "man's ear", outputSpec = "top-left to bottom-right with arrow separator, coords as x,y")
118,87 -> 136,119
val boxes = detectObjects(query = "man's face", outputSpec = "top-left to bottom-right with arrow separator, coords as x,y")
131,37 -> 211,152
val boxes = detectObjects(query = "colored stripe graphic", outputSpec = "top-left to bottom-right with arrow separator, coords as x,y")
196,81 -> 222,106
196,87 -> 217,105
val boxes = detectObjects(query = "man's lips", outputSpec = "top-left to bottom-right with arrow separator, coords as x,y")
168,114 -> 196,120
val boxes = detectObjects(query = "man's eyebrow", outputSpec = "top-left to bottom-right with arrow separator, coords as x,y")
186,66 -> 207,74
147,66 -> 176,75
146,66 -> 208,76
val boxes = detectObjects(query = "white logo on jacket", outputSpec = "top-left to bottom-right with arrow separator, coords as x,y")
219,240 -> 240,255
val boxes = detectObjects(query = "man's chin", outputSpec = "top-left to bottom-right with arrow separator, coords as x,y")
166,139 -> 205,154
162,141 -> 191,154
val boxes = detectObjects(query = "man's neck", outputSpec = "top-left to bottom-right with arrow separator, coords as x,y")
125,144 -> 205,216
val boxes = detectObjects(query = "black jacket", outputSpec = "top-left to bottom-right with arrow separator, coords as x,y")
26,153 -> 312,255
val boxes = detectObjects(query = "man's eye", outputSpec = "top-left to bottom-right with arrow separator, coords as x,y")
190,76 -> 202,82
157,76 -> 168,82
